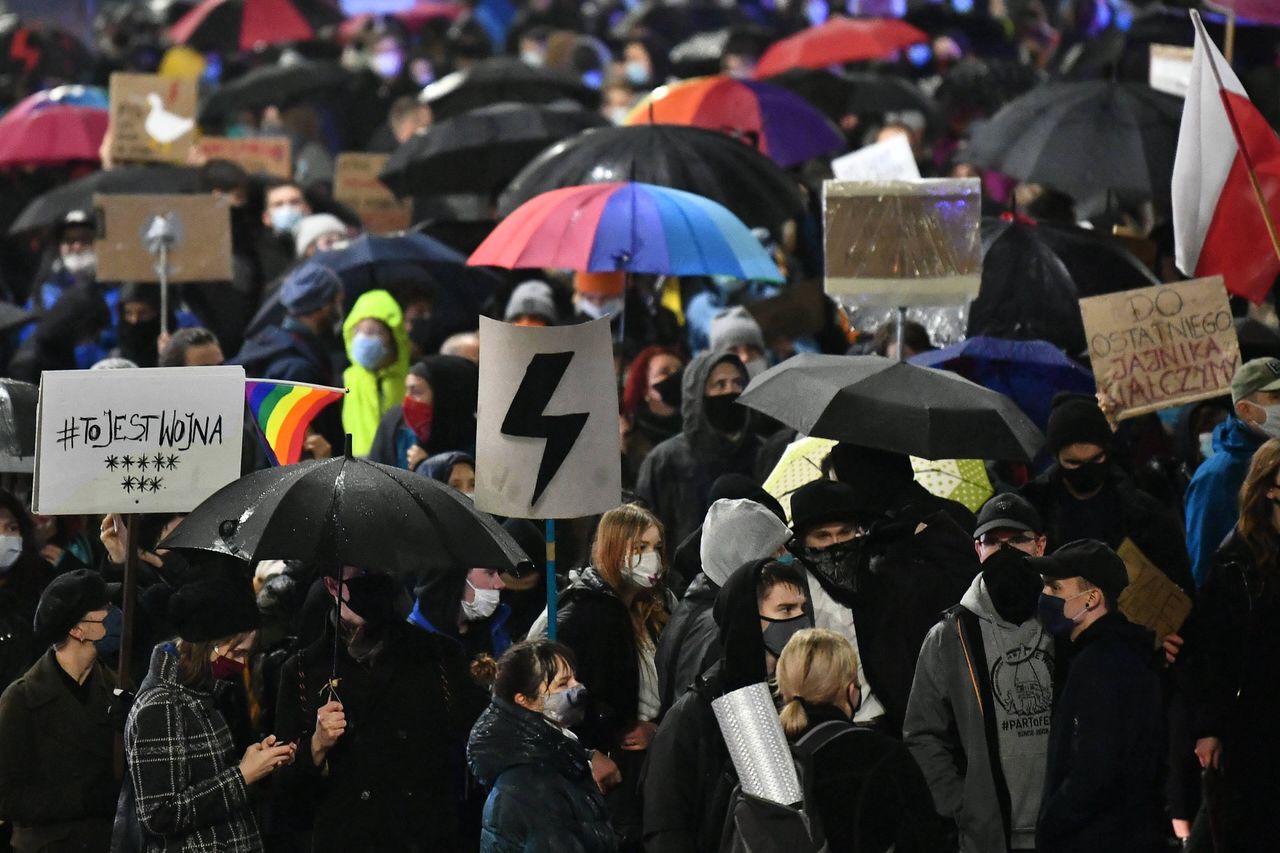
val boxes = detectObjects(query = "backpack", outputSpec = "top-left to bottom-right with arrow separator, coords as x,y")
717,719 -> 854,853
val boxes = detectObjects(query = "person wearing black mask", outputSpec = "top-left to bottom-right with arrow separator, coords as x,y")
905,493 -> 1059,853
114,283 -> 171,368
636,351 -> 759,546
0,570 -> 122,853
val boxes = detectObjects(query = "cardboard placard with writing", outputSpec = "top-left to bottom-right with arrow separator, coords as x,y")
1080,277 -> 1239,419
334,152 -> 412,233
33,367 -> 246,514
198,136 -> 292,178
94,194 -> 232,284
1116,538 -> 1193,647
823,178 -> 982,307
109,73 -> 198,164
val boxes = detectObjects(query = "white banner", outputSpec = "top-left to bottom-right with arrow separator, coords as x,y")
831,134 -> 921,183
475,317 -> 621,519
34,367 -> 246,514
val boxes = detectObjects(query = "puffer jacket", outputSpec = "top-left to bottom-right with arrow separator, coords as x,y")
468,697 -> 616,853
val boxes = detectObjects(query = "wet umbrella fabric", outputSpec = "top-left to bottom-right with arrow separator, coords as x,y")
0,379 -> 37,473
161,455 -> 530,577
198,60 -> 351,121
499,124 -> 804,231
169,0 -> 343,52
9,165 -> 202,234
421,58 -> 600,121
0,20 -> 94,88
0,102 -> 106,168
753,17 -> 928,78
738,353 -> 1043,462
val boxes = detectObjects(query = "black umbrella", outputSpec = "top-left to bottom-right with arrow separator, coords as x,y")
967,216 -> 1159,356
669,25 -> 775,78
936,58 -> 1045,120
9,165 -> 202,234
0,378 -> 36,473
763,68 -> 853,123
421,58 -> 600,122
0,19 -> 93,92
966,80 -> 1183,203
844,72 -> 939,124
1234,317 -> 1280,363
738,353 -> 1043,462
380,101 -> 608,199
499,124 -> 804,232
161,453 -> 531,577
610,0 -> 747,41
199,59 -> 351,122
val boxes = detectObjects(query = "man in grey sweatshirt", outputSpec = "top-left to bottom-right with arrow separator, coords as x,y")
905,493 -> 1059,852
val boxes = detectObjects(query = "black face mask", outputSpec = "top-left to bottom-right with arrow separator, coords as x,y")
703,392 -> 747,434
407,317 -> 434,354
761,612 -> 813,658
982,544 -> 1042,625
653,370 -> 683,409
117,317 -> 162,365
1061,460 -> 1107,494
794,538 -> 865,594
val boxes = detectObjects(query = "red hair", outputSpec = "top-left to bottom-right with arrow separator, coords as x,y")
621,346 -> 681,419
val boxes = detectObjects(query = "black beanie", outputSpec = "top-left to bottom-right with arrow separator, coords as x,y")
828,443 -> 913,499
33,569 -> 112,647
166,576 -> 261,642
1045,393 -> 1112,455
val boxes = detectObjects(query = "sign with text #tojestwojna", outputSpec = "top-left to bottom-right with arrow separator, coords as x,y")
1079,276 -> 1239,420
34,367 -> 246,514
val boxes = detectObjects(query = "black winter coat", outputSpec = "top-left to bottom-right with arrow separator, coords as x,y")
0,561 -> 45,695
468,697 -> 616,853
654,574 -> 719,716
1037,613 -> 1166,853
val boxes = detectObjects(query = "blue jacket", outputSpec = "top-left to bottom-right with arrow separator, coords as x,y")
1185,417 -> 1263,589
231,319 -> 334,386
407,599 -> 513,659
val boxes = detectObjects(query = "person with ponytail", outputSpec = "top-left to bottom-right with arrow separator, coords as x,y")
775,629 -> 943,853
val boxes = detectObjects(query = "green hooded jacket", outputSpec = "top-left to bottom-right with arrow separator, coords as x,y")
342,290 -> 409,456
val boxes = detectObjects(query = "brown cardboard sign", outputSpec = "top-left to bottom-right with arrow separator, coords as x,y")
334,152 -> 412,234
198,136 -> 292,178
1079,277 -> 1239,419
1116,538 -> 1192,646
109,73 -> 198,165
93,194 -> 232,284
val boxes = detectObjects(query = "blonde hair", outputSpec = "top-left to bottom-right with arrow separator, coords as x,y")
590,503 -> 669,640
775,629 -> 857,737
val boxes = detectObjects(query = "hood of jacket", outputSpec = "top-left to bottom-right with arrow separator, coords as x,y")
342,289 -> 410,377
712,557 -> 771,693
419,450 -> 474,484
342,290 -> 410,455
700,498 -> 793,587
468,696 -> 593,786
34,284 -> 110,349
233,322 -> 319,372
413,354 -> 479,455
681,350 -> 752,456
1213,414 -> 1264,457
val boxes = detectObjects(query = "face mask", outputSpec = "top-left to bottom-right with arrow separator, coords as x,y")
461,581 -> 501,621
270,205 -> 304,235
703,393 -> 747,434
92,605 -> 123,657
1255,404 -> 1280,440
624,60 -> 651,87
0,534 -> 22,569
371,51 -> 404,80
61,250 -> 96,275
407,316 -> 434,352
607,106 -> 630,126
520,49 -> 545,68
652,371 -> 683,409
1198,431 -> 1215,460
402,396 -> 433,444
579,296 -> 624,320
761,612 -> 812,658
795,538 -> 864,594
1060,459 -> 1107,494
210,653 -> 246,681
351,333 -> 390,371
118,317 -> 162,361
626,551 -> 662,588
713,275 -> 747,295
745,358 -> 768,380
982,545 -> 1042,625
543,684 -> 588,728
775,551 -> 795,566
1036,590 -> 1092,639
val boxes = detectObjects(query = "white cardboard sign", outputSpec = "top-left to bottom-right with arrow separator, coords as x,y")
1150,44 -> 1194,98
475,317 -> 621,519
831,134 -> 921,183
34,367 -> 246,514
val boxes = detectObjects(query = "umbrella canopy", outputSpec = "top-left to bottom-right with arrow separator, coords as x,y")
421,58 -> 600,121
379,101 -> 608,199
6,85 -> 108,115
9,165 -> 202,234
1214,0 -> 1280,26
313,231 -> 498,309
162,454 -> 530,576
0,379 -> 37,474
843,71 -> 938,121
936,57 -> 1046,120
738,353 -> 1044,462
339,2 -> 464,42
761,68 -> 852,123
199,59 -> 351,121
966,80 -> 1183,202
170,0 -> 342,52
625,76 -> 844,167
0,20 -> 93,90
469,181 -> 782,281
0,100 -> 107,168
668,24 -> 777,78
610,0 -> 747,41
910,336 -> 1096,430
499,124 -> 804,232
753,17 -> 928,78
967,215 -> 1159,355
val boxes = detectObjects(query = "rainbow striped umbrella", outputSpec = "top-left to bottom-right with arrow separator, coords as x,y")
245,379 -> 346,466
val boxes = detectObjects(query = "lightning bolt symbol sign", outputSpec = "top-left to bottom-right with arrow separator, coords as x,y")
501,351 -> 590,508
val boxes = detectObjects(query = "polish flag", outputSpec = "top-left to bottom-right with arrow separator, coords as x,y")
1172,10 -> 1280,303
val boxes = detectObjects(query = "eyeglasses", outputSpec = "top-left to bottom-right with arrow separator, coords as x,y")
978,533 -> 1038,548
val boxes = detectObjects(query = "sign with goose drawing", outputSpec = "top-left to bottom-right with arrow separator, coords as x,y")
109,73 -> 197,165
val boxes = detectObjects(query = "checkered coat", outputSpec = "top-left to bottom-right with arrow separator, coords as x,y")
124,645 -> 262,852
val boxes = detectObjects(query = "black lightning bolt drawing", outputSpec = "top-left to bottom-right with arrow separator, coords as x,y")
501,351 -> 589,507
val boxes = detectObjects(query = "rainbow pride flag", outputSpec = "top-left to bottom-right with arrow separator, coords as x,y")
245,380 -> 346,466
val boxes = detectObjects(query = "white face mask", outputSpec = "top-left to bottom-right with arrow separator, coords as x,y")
1198,431 -> 1215,460
0,534 -> 21,569
1256,404 -> 1280,440
626,551 -> 662,589
461,580 -> 500,621
62,250 -> 96,275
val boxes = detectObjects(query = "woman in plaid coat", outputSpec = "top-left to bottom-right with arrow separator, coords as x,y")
125,576 -> 295,852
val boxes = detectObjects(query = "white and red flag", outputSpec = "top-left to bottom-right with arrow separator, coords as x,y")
1172,10 -> 1280,303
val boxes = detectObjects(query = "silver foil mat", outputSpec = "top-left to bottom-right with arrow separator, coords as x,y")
711,683 -> 802,806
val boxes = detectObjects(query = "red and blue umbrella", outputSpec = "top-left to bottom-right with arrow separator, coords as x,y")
468,181 -> 783,281
0,85 -> 109,167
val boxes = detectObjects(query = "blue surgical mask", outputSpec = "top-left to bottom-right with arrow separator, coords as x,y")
1036,590 -> 1092,639
776,551 -> 795,566
351,333 -> 390,370
93,605 -> 123,658
624,60 -> 651,87
270,205 -> 304,235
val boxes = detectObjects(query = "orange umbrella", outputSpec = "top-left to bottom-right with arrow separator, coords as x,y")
753,17 -> 927,78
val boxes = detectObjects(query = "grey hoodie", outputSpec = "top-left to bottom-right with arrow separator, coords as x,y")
699,499 -> 793,587
904,574 -> 1054,852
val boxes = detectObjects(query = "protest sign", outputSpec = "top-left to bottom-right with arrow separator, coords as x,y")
823,178 -> 982,306
33,367 -> 246,514
830,134 -> 921,183
197,136 -> 292,178
1116,538 -> 1193,647
1079,277 -> 1239,419
475,317 -> 621,519
94,194 -> 233,284
1150,44 -> 1194,98
334,152 -> 412,233
109,73 -> 197,164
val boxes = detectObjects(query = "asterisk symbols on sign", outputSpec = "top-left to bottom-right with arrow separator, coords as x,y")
153,454 -> 166,470
166,455 -> 180,471
148,477 -> 164,492
104,456 -> 119,470
137,455 -> 149,471
120,455 -> 134,470
121,476 -> 138,493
